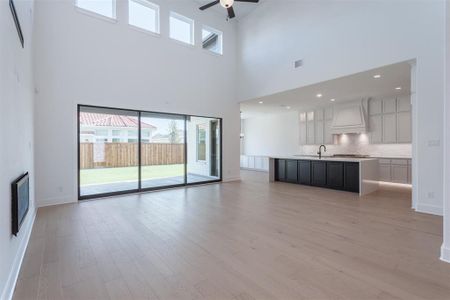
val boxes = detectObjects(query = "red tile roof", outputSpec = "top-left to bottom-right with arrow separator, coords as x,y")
80,113 -> 156,129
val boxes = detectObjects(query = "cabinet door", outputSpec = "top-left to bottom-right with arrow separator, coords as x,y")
324,119 -> 333,144
397,96 -> 411,112
299,121 -> 307,145
369,115 -> 382,144
383,98 -> 396,114
382,114 -> 397,143
298,160 -> 311,185
379,164 -> 391,182
407,162 -> 412,184
286,160 -> 298,183
307,111 -> 315,145
311,161 -> 327,187
344,163 -> 360,193
315,121 -> 324,144
397,111 -> 411,143
327,162 -> 344,189
369,98 -> 382,115
391,165 -> 408,184
276,159 -> 286,182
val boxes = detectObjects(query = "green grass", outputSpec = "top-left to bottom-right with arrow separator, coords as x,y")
80,164 -> 184,185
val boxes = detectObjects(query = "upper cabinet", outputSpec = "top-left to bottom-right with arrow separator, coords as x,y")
368,96 -> 411,144
299,95 -> 411,146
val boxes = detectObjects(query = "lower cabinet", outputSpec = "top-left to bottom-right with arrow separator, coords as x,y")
275,159 -> 359,193
286,160 -> 298,183
311,161 -> 327,187
326,162 -> 344,189
298,160 -> 311,185
344,163 -> 360,193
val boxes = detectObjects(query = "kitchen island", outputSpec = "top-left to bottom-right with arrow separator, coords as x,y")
269,156 -> 379,196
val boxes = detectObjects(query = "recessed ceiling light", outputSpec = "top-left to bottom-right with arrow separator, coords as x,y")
395,87 -> 402,90
330,98 -> 336,102
258,101 -> 264,104
373,74 -> 381,79
316,93 -> 323,98
286,106 -> 291,109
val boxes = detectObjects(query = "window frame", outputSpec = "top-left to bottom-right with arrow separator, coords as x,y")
169,11 -> 195,46
201,25 -> 223,55
196,124 -> 207,162
128,0 -> 160,35
75,0 -> 117,22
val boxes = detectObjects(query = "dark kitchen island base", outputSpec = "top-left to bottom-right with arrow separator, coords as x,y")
269,156 -> 379,196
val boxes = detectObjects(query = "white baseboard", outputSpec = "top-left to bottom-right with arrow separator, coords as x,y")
222,176 -> 241,183
1,210 -> 37,300
441,244 -> 450,263
415,203 -> 443,216
38,194 -> 75,208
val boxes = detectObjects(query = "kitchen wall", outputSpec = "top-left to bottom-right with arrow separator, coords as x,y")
0,0 -> 36,299
237,0 -> 445,215
33,0 -> 240,207
242,113 -> 412,158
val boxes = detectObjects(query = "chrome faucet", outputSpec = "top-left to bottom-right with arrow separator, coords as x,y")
317,145 -> 327,159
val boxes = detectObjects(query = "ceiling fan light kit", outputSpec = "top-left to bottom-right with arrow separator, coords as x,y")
199,0 -> 259,19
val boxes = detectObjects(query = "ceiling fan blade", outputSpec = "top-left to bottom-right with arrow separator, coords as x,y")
227,6 -> 235,18
199,0 -> 220,10
235,0 -> 259,2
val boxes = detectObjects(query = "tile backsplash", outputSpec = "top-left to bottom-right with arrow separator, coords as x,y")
298,133 -> 412,158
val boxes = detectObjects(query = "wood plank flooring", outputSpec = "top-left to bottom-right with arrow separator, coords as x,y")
13,170 -> 450,300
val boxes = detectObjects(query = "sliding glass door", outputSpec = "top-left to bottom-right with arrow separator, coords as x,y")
140,113 -> 186,189
78,105 -> 221,199
186,116 -> 221,184
79,106 -> 139,197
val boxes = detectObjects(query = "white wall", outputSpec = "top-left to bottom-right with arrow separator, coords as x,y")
442,0 -> 450,262
0,0 -> 36,298
242,112 -> 299,156
33,0 -> 240,206
237,0 -> 445,215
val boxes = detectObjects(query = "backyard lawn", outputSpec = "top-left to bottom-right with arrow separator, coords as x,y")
80,164 -> 184,185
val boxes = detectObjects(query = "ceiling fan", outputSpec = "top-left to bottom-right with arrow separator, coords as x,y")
199,0 -> 259,19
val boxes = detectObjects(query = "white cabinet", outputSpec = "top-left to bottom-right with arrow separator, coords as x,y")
369,115 -> 382,144
240,155 -> 269,171
300,108 -> 334,145
306,111 -> 315,145
369,97 -> 411,144
324,119 -> 333,144
397,112 -> 411,143
382,114 -> 397,143
379,164 -> 391,182
378,158 -> 411,184
315,121 -> 324,144
383,98 -> 396,113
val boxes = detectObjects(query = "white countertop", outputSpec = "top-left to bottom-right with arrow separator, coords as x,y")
269,155 -> 378,163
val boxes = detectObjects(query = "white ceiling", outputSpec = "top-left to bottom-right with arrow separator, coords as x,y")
195,0 -> 261,20
240,61 -> 412,118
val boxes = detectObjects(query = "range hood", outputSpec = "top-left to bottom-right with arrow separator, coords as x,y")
331,99 -> 367,134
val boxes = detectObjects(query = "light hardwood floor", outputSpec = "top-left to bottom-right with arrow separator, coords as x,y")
13,170 -> 450,300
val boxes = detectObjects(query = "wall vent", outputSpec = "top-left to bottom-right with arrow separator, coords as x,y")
294,59 -> 303,68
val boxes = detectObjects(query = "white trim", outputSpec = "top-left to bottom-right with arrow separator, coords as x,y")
441,244 -> 450,263
169,11 -> 195,46
128,24 -> 161,38
75,6 -> 118,24
416,203 -> 443,216
38,195 -> 75,208
1,210 -> 36,300
222,176 -> 241,182
201,25 -> 223,55
128,0 -> 160,35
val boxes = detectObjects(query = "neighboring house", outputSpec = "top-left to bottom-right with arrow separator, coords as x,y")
80,112 -> 156,143
151,129 -> 185,143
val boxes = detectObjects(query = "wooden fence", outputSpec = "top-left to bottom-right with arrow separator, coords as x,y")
80,143 -> 185,169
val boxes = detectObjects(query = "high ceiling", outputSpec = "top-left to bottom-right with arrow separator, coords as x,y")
194,0 -> 261,20
240,61 -> 412,118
